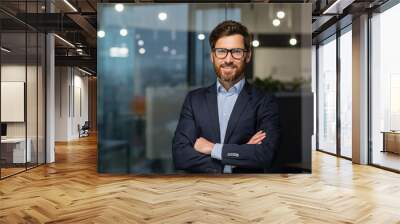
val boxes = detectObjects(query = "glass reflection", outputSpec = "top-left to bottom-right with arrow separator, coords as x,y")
98,3 -> 312,173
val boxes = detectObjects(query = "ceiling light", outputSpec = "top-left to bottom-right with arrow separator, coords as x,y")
252,40 -> 260,47
138,40 -> 144,46
277,11 -> 285,19
197,33 -> 205,40
138,48 -> 146,55
78,67 -> 92,76
158,12 -> 167,21
272,19 -> 280,27
54,34 -> 75,48
322,0 -> 346,14
76,48 -> 83,52
120,29 -> 128,37
163,46 -> 169,52
115,4 -> 124,12
170,49 -> 176,55
1,47 -> 11,53
63,0 -> 78,12
110,47 -> 129,58
289,38 -> 297,46
97,30 -> 105,38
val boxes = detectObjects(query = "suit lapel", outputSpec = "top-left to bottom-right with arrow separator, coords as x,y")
224,82 -> 252,144
205,83 -> 221,143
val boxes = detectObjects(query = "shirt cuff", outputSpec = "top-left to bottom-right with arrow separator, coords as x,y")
211,143 -> 223,160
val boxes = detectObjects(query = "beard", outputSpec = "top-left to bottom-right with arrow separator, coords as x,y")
213,61 -> 246,83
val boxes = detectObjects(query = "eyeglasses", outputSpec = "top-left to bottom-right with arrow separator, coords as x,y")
212,48 -> 248,60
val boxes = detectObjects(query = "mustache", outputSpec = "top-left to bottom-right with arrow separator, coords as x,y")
220,64 -> 236,68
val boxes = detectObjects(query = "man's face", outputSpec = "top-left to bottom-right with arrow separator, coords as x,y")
211,34 -> 252,83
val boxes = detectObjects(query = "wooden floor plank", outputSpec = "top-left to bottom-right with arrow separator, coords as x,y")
1,134 -> 400,223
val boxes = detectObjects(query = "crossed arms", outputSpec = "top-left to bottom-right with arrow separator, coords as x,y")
172,92 -> 280,173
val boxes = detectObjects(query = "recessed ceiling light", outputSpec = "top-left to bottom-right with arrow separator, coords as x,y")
138,48 -> 146,55
272,19 -> 280,27
252,40 -> 260,47
97,30 -> 105,38
163,46 -> 169,52
197,33 -> 205,40
138,40 -> 144,46
158,12 -> 167,21
277,11 -> 285,19
115,4 -> 124,12
170,49 -> 177,55
289,38 -> 297,46
120,29 -> 128,37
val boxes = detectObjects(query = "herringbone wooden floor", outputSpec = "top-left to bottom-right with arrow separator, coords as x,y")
1,135 -> 400,224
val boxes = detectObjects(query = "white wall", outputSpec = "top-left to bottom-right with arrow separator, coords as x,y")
55,66 -> 69,141
1,65 -> 41,138
1,64 -> 46,164
55,67 -> 89,141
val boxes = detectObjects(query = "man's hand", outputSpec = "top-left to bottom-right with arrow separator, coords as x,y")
194,137 -> 215,155
247,130 -> 266,144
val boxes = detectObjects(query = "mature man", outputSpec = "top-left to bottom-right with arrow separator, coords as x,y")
172,20 -> 280,173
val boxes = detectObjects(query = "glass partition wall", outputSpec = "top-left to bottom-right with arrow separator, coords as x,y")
98,3 -> 312,174
0,2 -> 46,179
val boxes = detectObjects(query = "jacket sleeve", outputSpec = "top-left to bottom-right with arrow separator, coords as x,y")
221,95 -> 280,169
172,92 -> 221,173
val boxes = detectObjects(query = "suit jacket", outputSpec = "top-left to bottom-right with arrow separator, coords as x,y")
172,81 -> 280,173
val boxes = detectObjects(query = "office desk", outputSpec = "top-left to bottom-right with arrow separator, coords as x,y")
382,131 -> 400,154
1,138 -> 31,163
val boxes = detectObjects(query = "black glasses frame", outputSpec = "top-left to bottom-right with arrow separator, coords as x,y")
212,48 -> 248,60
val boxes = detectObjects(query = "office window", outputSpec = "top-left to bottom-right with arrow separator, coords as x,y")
339,29 -> 352,158
371,3 -> 400,171
317,37 -> 337,154
312,45 -> 317,150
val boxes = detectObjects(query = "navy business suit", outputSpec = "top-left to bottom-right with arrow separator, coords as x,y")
172,81 -> 280,173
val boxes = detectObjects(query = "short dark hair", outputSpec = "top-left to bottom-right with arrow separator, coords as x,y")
209,20 -> 251,50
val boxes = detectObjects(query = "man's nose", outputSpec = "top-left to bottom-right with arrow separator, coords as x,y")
224,52 -> 234,63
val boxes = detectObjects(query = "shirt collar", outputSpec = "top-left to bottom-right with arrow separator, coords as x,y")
216,78 -> 245,94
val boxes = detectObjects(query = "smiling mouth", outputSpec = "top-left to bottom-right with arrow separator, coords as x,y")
221,66 -> 235,71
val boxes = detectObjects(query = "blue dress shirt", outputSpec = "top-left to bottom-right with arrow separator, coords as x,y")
211,78 -> 245,173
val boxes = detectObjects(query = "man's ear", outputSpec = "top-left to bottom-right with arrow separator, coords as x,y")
210,52 -> 214,63
245,49 -> 252,63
